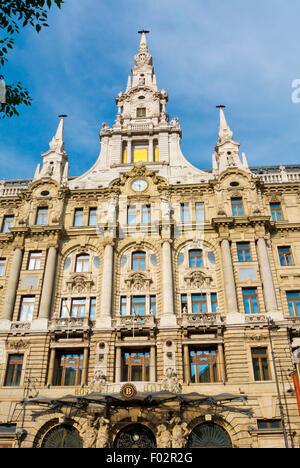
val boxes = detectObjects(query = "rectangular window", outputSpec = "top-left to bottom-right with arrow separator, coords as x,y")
120,296 -> 127,316
141,204 -> 151,224
75,254 -> 89,273
211,293 -> 217,313
71,298 -> 86,318
150,296 -> 156,316
54,351 -> 83,386
127,205 -> 136,225
19,296 -> 35,321
278,246 -> 293,266
181,294 -> 188,313
36,208 -> 48,225
0,258 -> 5,276
189,249 -> 203,268
60,299 -> 69,318
270,203 -> 282,221
4,355 -> 23,387
231,198 -> 244,216
136,107 -> 146,117
2,216 -> 14,233
89,298 -> 96,320
195,202 -> 204,222
257,419 -> 282,430
192,294 -> 207,314
27,251 -> 42,270
237,242 -> 251,262
88,208 -> 97,226
74,208 -> 83,227
122,349 -> 150,382
251,348 -> 270,381
190,348 -> 218,383
243,288 -> 259,314
180,203 -> 190,222
131,296 -> 146,316
132,251 -> 145,271
286,291 -> 300,317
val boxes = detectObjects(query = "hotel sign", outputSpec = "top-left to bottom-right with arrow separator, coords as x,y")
74,381 -> 165,396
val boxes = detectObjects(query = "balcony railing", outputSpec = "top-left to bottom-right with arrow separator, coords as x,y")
113,314 -> 156,330
49,317 -> 91,331
179,312 -> 224,327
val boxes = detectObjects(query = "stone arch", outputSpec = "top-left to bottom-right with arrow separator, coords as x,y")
186,421 -> 232,448
33,418 -> 83,448
113,422 -> 156,448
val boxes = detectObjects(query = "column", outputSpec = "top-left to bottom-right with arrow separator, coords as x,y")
115,347 -> 121,383
221,239 -> 240,319
39,246 -> 57,320
148,137 -> 154,162
98,241 -> 114,328
47,348 -> 56,385
256,237 -> 278,314
81,347 -> 89,385
1,247 -> 23,321
150,345 -> 156,381
160,240 -> 177,327
217,343 -> 225,382
183,344 -> 191,383
127,139 -> 132,164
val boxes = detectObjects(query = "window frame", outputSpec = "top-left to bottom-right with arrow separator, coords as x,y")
54,351 -> 84,387
189,249 -> 203,268
27,251 -> 42,271
286,291 -> 300,317
132,251 -> 146,271
180,203 -> 190,223
0,258 -> 5,276
127,205 -> 136,225
19,296 -> 35,322
35,207 -> 48,226
70,298 -> 86,318
4,354 -> 23,387
88,208 -> 97,226
242,288 -> 259,314
231,198 -> 244,216
237,242 -> 251,262
122,349 -> 150,382
191,293 -> 207,314
251,347 -> 271,382
189,347 -> 218,384
278,246 -> 293,266
75,254 -> 90,273
73,208 -> 84,227
270,203 -> 283,221
2,215 -> 14,233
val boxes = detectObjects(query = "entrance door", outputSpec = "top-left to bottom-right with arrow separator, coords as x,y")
114,424 -> 156,448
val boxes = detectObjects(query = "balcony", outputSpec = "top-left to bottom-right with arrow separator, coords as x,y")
113,314 -> 156,331
179,313 -> 224,328
49,317 -> 91,332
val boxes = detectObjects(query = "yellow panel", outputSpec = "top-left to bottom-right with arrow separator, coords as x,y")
122,149 -> 127,164
134,148 -> 148,163
154,146 -> 159,162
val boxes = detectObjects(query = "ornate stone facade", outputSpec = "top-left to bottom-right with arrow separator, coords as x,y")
0,32 -> 300,449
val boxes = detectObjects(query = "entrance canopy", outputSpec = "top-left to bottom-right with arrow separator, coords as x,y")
22,391 -> 252,416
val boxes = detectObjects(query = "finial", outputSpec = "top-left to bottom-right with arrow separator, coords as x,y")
138,30 -> 150,51
216,105 -> 233,142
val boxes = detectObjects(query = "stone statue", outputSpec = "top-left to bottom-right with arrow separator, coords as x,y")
89,369 -> 106,391
161,368 -> 182,393
170,417 -> 189,448
156,423 -> 172,448
107,195 -> 117,222
81,416 -> 98,448
96,417 -> 110,448
161,193 -> 171,218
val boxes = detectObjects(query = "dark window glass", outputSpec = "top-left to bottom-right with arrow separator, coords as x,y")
5,355 -> 23,387
122,350 -> 150,382
54,352 -> 83,386
278,246 -> 293,266
286,291 -> 300,316
2,216 -> 14,233
190,348 -> 218,383
251,348 -> 270,381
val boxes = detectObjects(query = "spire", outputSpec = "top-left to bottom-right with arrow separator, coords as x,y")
34,115 -> 69,184
217,105 -> 233,144
49,114 -> 67,154
138,29 -> 150,52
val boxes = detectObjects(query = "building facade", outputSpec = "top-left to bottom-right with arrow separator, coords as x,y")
0,32 -> 300,448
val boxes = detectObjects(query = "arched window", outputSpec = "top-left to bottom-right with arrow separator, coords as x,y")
41,425 -> 83,448
189,249 -> 203,268
187,423 -> 231,448
75,254 -> 89,273
132,251 -> 146,271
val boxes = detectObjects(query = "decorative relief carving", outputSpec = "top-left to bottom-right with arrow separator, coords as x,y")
65,274 -> 94,293
184,270 -> 213,289
124,272 -> 152,291
161,368 -> 182,393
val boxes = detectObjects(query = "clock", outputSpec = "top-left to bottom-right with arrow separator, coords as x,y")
131,179 -> 148,192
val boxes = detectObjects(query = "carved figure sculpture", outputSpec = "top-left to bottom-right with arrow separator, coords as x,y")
156,423 -> 172,448
81,416 -> 98,448
170,417 -> 189,448
161,368 -> 182,393
96,417 -> 110,448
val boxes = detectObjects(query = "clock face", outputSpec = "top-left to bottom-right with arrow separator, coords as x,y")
131,179 -> 148,192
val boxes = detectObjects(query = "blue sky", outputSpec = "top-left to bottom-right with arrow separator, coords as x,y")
1,0 -> 300,179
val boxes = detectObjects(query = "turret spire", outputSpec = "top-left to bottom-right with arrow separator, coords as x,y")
217,105 -> 233,144
138,30 -> 150,51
